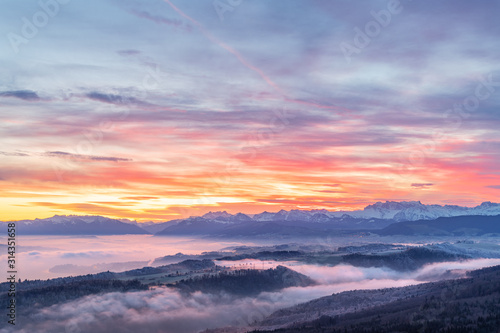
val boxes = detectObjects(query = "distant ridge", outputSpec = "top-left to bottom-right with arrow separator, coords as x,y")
4,201 -> 500,236
2,215 -> 150,235
155,201 -> 500,237
376,214 -> 500,236
197,201 -> 500,223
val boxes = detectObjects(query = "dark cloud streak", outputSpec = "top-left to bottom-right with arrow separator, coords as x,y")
0,90 -> 40,101
0,151 -> 29,157
129,9 -> 192,32
44,151 -> 132,162
86,92 -> 148,106
411,183 -> 434,188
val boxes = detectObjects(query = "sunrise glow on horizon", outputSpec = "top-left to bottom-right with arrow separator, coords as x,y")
1,0 -> 500,222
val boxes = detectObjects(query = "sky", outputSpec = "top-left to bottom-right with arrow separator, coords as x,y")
1,0 -> 500,222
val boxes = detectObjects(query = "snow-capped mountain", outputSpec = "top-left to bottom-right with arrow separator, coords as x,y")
195,201 -> 500,224
41,215 -> 124,224
155,201 -> 500,237
6,201 -> 500,236
3,215 -> 150,235
253,211 -> 277,221
343,201 -> 500,221
199,211 -> 252,224
202,211 -> 233,220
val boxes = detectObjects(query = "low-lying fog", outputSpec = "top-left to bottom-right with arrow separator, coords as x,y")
5,258 -> 500,333
2,234 -> 500,333
0,235 -> 267,280
5,235 -> 498,281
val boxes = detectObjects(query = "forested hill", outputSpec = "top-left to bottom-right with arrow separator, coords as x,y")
171,265 -> 316,296
251,265 -> 500,332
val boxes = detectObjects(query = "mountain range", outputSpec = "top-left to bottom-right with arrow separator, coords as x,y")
155,201 -> 500,237
4,215 -> 149,235
250,201 -> 500,222
3,201 -> 500,236
377,214 -> 500,236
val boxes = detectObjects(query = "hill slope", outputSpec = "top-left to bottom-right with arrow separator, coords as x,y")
251,265 -> 500,332
172,265 -> 316,296
376,214 -> 500,236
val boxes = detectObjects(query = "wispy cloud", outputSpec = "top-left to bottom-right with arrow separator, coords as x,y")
44,151 -> 132,162
0,90 -> 39,101
85,92 -> 148,106
129,9 -> 192,32
117,49 -> 141,56
411,183 -> 434,189
0,151 -> 29,157
120,196 -> 159,201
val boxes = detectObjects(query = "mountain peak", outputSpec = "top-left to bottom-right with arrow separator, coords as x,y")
364,201 -> 424,211
478,201 -> 497,208
202,211 -> 233,219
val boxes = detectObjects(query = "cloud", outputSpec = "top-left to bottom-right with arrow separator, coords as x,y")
120,196 -> 159,201
13,289 -> 278,333
486,185 -> 500,189
413,259 -> 500,281
27,202 -> 182,221
44,151 -> 132,162
60,251 -> 109,259
0,90 -> 40,101
117,49 -> 141,56
0,151 -> 29,157
85,92 -> 147,106
129,9 -> 192,32
1,0 -> 500,219
411,183 -> 434,189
